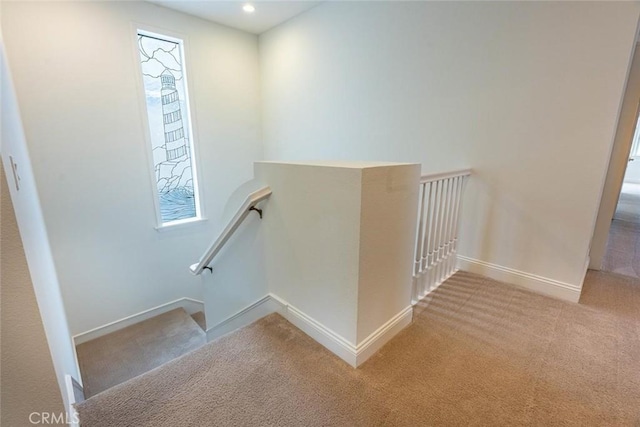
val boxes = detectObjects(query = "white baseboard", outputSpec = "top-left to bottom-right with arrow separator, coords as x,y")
206,294 -> 413,367
279,298 -> 358,366
353,306 -> 413,366
206,295 -> 285,341
73,297 -> 204,345
282,297 -> 412,367
457,256 -> 582,303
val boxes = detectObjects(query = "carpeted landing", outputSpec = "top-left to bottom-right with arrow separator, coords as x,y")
76,271 -> 640,426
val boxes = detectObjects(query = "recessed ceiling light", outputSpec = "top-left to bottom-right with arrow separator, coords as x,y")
243,4 -> 255,13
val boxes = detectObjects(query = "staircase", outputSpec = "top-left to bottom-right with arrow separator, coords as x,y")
75,308 -> 206,398
74,271 -> 640,426
73,164 -> 472,419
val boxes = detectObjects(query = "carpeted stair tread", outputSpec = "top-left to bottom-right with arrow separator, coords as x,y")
76,308 -> 206,398
190,311 -> 206,331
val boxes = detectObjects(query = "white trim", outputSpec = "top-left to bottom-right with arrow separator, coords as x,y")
421,168 -> 472,184
64,375 -> 81,427
205,294 -> 412,367
354,306 -> 413,366
281,298 -> 413,367
456,255 -> 582,303
73,298 -> 204,345
283,302 -> 358,366
71,340 -> 83,389
630,113 -> 640,158
206,295 -> 285,341
155,216 -> 208,232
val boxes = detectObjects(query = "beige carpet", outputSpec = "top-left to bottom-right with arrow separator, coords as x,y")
604,182 -> 640,278
76,308 -> 206,398
613,182 -> 640,224
603,219 -> 640,278
76,271 -> 640,426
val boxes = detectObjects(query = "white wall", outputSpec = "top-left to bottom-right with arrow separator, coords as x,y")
624,159 -> 640,183
201,191 -> 268,332
260,2 -> 640,293
357,164 -> 419,342
1,19 -> 78,412
256,162 -> 363,343
2,1 -> 264,335
1,164 -> 65,426
591,44 -> 640,268
254,161 -> 418,365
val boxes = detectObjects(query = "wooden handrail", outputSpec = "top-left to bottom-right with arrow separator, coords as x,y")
189,186 -> 272,275
420,168 -> 472,184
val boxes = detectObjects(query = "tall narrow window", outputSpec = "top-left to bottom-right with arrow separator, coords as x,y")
137,30 -> 201,225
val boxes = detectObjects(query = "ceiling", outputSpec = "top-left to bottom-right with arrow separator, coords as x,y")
147,1 -> 322,34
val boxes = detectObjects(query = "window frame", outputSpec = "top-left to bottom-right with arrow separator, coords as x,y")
631,125 -> 640,159
133,25 -> 206,230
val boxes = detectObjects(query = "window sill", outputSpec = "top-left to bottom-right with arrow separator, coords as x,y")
155,217 -> 207,233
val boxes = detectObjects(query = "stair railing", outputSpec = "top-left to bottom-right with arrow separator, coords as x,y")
190,186 -> 272,275
412,169 -> 471,302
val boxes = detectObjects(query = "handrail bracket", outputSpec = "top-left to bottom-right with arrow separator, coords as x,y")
189,185 -> 272,276
249,206 -> 263,219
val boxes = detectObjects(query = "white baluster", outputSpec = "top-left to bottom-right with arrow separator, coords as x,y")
441,177 -> 450,281
413,184 -> 426,303
412,170 -> 471,305
428,180 -> 441,292
434,178 -> 445,286
419,182 -> 433,298
444,176 -> 458,277
450,175 -> 466,273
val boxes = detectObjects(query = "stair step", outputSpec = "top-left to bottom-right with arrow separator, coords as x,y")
190,311 -> 206,331
76,307 -> 206,398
